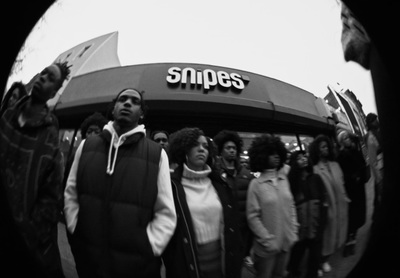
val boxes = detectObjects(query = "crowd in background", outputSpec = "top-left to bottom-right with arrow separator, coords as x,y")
0,61 -> 382,278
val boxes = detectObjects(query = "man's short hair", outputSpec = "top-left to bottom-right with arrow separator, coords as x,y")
107,88 -> 148,122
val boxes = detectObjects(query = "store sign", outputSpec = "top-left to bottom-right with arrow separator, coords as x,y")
166,66 -> 249,92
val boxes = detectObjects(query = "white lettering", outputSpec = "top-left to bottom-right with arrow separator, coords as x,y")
217,71 -> 231,88
196,70 -> 203,85
230,73 -> 245,90
166,67 -> 181,83
181,67 -> 196,85
166,67 -> 248,91
203,69 -> 218,90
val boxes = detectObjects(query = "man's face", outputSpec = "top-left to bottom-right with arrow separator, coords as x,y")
221,141 -> 237,163
153,132 -> 169,150
31,64 -> 62,103
113,89 -> 143,128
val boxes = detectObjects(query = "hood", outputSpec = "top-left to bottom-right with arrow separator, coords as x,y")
103,121 -> 146,175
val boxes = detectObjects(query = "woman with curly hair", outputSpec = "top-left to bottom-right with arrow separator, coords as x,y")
286,150 -> 328,278
308,134 -> 349,275
162,127 -> 243,278
80,112 -> 108,139
246,134 -> 298,278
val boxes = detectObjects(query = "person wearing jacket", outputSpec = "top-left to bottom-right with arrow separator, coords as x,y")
364,113 -> 383,221
162,127 -> 243,278
286,150 -> 328,278
246,134 -> 298,278
64,88 -> 176,278
0,61 -> 70,277
212,130 -> 255,263
337,130 -> 368,257
309,134 -> 349,275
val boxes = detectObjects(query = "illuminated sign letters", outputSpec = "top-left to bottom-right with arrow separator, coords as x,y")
166,66 -> 249,92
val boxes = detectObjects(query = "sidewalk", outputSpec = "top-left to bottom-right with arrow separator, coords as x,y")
58,177 -> 375,278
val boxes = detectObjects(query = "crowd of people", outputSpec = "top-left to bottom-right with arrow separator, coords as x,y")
0,61 -> 382,278
1,0 -> 396,276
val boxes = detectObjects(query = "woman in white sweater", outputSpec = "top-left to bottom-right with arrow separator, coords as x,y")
246,134 -> 298,278
162,127 -> 244,278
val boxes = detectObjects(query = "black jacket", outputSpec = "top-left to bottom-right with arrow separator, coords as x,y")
214,158 -> 254,255
162,165 -> 244,278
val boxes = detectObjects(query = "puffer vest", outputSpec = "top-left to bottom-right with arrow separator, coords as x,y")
72,131 -> 162,278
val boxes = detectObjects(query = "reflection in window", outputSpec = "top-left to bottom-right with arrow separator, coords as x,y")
298,135 -> 314,153
59,129 -> 83,167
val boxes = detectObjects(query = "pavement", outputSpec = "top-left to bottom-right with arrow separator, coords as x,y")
58,177 -> 375,278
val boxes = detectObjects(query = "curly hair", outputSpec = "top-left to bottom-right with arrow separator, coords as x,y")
248,134 -> 287,172
80,112 -> 108,139
308,134 -> 335,165
212,129 -> 243,156
169,127 -> 214,167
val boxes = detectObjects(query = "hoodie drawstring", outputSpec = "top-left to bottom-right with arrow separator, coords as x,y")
107,132 -> 123,175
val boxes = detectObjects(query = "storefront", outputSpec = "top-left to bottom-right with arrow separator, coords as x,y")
54,62 -> 336,159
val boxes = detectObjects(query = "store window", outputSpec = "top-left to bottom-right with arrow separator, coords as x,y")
298,135 -> 314,153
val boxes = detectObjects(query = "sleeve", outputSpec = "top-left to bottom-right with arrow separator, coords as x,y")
29,138 -> 64,244
367,134 -> 383,183
246,181 -> 274,246
289,191 -> 299,234
146,149 -> 177,256
63,139 -> 85,234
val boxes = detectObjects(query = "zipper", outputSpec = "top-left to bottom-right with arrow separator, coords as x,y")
171,180 -> 200,278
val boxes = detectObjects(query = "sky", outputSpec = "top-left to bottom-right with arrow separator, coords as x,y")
7,0 -> 377,114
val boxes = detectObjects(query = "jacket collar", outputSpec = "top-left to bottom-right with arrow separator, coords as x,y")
256,169 -> 286,183
13,95 -> 56,128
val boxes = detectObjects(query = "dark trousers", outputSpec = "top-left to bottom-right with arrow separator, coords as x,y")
287,238 -> 322,278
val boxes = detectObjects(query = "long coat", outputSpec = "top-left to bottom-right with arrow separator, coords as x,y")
313,161 -> 349,256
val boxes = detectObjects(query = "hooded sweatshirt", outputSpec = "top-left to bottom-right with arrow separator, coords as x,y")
64,121 -> 176,256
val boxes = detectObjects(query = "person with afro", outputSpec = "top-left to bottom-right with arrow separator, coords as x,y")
246,134 -> 298,278
163,127 -> 244,278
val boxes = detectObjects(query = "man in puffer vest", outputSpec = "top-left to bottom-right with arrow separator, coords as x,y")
64,88 -> 176,278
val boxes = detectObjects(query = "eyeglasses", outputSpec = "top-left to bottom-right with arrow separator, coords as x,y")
155,138 -> 168,143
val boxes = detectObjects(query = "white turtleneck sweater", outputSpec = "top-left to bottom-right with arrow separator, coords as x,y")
181,164 -> 223,245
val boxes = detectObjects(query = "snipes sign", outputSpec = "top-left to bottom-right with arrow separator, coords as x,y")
166,66 -> 249,93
